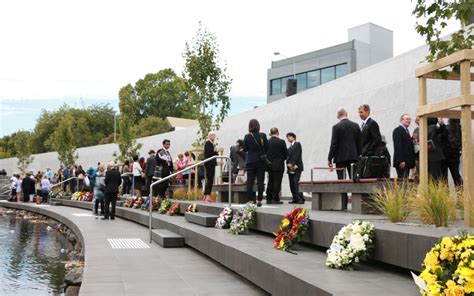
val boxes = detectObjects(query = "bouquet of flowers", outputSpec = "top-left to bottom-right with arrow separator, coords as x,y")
158,199 -> 172,214
416,233 -> 474,295
325,220 -> 375,270
123,196 -> 135,208
186,203 -> 197,213
166,203 -> 180,216
71,192 -> 82,201
229,202 -> 257,235
82,192 -> 93,202
152,197 -> 161,211
132,197 -> 145,209
273,208 -> 310,253
215,207 -> 233,229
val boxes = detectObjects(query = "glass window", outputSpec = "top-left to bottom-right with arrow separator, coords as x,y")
271,79 -> 281,95
281,76 -> 292,94
296,73 -> 307,91
335,64 -> 348,78
321,66 -> 335,84
307,70 -> 320,88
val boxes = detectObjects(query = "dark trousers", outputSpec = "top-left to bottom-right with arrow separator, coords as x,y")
336,161 -> 354,210
446,157 -> 462,186
146,176 -> 158,196
288,171 -> 303,202
246,163 -> 265,202
157,172 -> 170,198
122,177 -> 131,195
204,165 -> 215,195
94,199 -> 104,215
41,190 -> 50,203
104,193 -> 117,219
395,166 -> 411,179
266,170 -> 284,201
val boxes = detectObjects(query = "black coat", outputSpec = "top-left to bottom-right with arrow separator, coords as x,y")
21,177 -> 36,195
428,122 -> 446,162
287,141 -> 303,172
328,118 -> 360,163
392,125 -> 415,168
243,132 -> 269,166
268,136 -> 288,171
156,149 -> 174,176
104,169 -> 122,194
359,118 -> 383,157
144,156 -> 157,177
204,140 -> 218,167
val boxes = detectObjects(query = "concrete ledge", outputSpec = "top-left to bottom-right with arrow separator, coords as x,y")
185,212 -> 218,227
151,229 -> 184,248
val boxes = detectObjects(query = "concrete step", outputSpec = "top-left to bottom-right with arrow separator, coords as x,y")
50,201 -> 62,206
151,229 -> 184,248
185,212 -> 218,227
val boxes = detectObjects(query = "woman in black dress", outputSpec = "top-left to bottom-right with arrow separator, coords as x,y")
203,131 -> 218,202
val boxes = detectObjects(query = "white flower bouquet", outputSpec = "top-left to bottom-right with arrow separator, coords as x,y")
229,202 -> 257,235
215,207 -> 233,229
325,220 -> 375,270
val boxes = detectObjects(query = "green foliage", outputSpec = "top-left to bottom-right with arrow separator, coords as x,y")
117,84 -> 142,161
47,112 -> 78,165
130,116 -> 172,138
372,181 -> 413,222
134,69 -> 199,120
12,131 -> 34,173
411,179 -> 458,227
413,0 -> 474,73
183,23 -> 232,145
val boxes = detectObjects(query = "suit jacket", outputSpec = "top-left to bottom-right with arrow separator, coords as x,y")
204,140 -> 218,167
243,132 -> 269,166
358,118 -> 382,157
392,125 -> 415,168
268,136 -> 288,171
230,145 -> 246,173
156,148 -> 174,176
287,141 -> 303,172
21,177 -> 36,195
328,118 -> 360,163
104,169 -> 122,194
144,156 -> 157,177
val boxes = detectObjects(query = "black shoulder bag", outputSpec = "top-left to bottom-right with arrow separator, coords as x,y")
250,133 -> 272,167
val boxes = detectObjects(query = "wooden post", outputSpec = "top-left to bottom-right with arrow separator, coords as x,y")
418,77 -> 429,191
460,60 -> 474,227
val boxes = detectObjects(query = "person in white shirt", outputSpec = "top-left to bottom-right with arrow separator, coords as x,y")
132,155 -> 143,196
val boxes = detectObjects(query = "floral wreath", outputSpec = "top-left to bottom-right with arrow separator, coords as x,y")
215,207 -> 233,229
158,199 -> 172,214
229,202 -> 257,235
273,208 -> 310,253
325,220 -> 375,270
186,203 -> 197,213
132,197 -> 145,209
416,233 -> 474,295
166,203 -> 180,216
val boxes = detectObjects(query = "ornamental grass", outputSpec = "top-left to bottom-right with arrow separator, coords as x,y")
372,181 -> 413,223
411,179 -> 458,227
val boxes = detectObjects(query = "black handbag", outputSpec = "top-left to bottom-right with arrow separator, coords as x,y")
250,133 -> 272,166
354,156 -> 389,180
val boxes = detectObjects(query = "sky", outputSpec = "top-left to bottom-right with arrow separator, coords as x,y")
0,0 -> 460,136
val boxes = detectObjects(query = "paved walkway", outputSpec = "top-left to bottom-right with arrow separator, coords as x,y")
0,202 -> 266,296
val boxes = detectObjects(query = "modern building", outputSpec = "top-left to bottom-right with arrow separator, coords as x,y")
267,23 -> 393,103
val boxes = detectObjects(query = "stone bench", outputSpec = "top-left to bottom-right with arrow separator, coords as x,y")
185,212 -> 218,227
299,178 -> 414,214
151,229 -> 184,248
213,183 -> 259,204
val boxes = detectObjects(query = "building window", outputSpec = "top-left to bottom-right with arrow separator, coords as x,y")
281,76 -> 292,94
336,64 -> 348,78
271,79 -> 281,95
321,66 -> 335,84
296,73 -> 307,91
307,70 -> 320,88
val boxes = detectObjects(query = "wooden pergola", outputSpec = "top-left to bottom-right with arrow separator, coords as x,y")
416,49 -> 474,227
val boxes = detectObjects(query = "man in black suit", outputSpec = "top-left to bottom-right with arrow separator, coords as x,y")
286,132 -> 304,204
266,128 -> 288,204
103,162 -> 122,220
358,104 -> 383,157
144,150 -> 157,196
392,114 -> 415,178
328,108 -> 360,179
156,139 -> 174,199
328,108 -> 360,209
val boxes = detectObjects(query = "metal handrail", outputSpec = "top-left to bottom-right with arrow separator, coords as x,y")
311,166 -> 346,182
49,177 -> 78,205
148,155 -> 232,243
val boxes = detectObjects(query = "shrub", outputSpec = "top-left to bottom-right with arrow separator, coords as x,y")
372,181 -> 413,223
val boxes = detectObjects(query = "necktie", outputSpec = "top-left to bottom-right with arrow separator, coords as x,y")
361,122 -> 366,131
405,127 -> 410,135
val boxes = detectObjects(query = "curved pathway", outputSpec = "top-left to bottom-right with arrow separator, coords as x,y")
0,202 -> 266,296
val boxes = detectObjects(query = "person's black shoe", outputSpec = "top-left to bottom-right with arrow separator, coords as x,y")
110,217 -> 115,220
273,200 -> 283,204
101,217 -> 109,220
288,201 -> 299,204
297,200 -> 305,204
257,201 -> 262,207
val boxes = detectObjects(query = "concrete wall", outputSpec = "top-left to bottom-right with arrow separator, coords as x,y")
1,44 -> 472,197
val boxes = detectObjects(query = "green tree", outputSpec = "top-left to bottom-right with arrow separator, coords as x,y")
47,112 -> 78,165
413,0 -> 474,72
134,69 -> 199,120
183,23 -> 232,144
12,131 -> 34,173
131,116 -> 172,138
117,84 -> 142,161
0,134 -> 15,159
32,109 -> 59,154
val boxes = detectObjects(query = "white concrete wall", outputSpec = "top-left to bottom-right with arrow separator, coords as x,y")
1,44 -> 472,197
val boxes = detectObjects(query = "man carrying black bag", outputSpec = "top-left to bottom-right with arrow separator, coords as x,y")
356,104 -> 389,179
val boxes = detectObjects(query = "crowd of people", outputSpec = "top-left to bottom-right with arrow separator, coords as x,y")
5,104 -> 463,214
